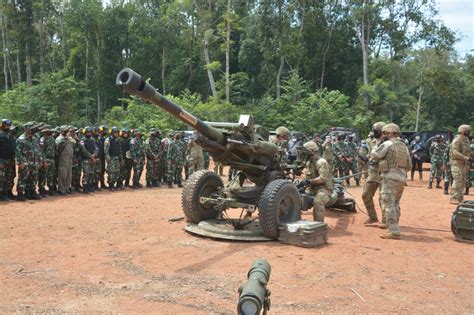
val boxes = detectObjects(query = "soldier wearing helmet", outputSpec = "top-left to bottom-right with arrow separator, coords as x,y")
344,134 -> 360,186
94,125 -> 108,190
104,127 -> 122,191
449,124 -> 472,204
428,134 -> 447,189
129,128 -> 145,189
55,124 -> 75,195
362,121 -> 386,225
332,133 -> 348,179
145,128 -> 164,187
270,126 -> 290,151
371,123 -> 411,239
322,136 -> 334,172
119,128 -> 133,188
38,125 -> 56,197
298,141 -> 333,222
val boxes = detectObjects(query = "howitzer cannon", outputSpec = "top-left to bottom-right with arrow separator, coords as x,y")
116,68 -> 355,240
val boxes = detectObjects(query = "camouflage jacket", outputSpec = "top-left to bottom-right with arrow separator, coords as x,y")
167,140 -> 183,162
450,135 -> 471,166
79,137 -> 98,159
130,137 -> 145,160
40,136 -> 56,160
0,129 -> 15,160
429,142 -> 447,163
304,157 -> 334,191
145,136 -> 163,160
16,133 -> 42,165
345,141 -> 357,158
332,141 -> 347,159
177,139 -> 187,161
187,139 -> 203,159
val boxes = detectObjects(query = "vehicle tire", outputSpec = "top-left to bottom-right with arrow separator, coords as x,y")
181,170 -> 224,223
258,179 -> 301,239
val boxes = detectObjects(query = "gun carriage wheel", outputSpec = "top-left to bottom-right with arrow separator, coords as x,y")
258,179 -> 301,239
182,170 -> 224,223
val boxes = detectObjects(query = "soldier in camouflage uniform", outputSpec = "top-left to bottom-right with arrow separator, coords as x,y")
203,150 -> 210,170
357,140 -> 370,180
176,132 -> 187,182
449,125 -> 472,204
6,124 -> 18,199
95,126 -> 108,190
0,119 -> 15,201
467,139 -> 474,195
371,123 -> 411,239
322,136 -> 334,172
428,135 -> 446,189
104,127 -> 122,191
160,132 -> 172,184
71,127 -> 83,193
38,125 -> 57,197
79,127 -> 98,193
56,125 -> 75,195
344,134 -> 360,186
443,142 -> 452,195
332,134 -> 347,179
16,122 -> 44,201
119,128 -> 132,188
167,132 -> 184,188
145,128 -> 163,187
187,138 -> 204,175
130,128 -> 145,189
299,141 -> 333,222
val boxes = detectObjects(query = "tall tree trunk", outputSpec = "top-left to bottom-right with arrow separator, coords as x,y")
415,85 -> 423,132
1,11 -> 8,90
39,0 -> 45,75
16,42 -> 21,83
320,25 -> 334,89
95,27 -> 102,122
85,38 -> 89,122
25,43 -> 32,86
204,31 -> 217,98
187,1 -> 196,89
161,46 -> 166,95
224,0 -> 231,102
276,56 -> 284,100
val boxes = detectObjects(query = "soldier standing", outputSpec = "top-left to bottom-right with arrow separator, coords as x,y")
322,136 -> 334,172
130,128 -> 145,189
299,141 -> 333,222
371,123 -> 411,239
167,133 -> 184,188
187,138 -> 204,175
16,122 -> 44,201
38,125 -> 56,197
0,119 -> 14,201
104,127 -> 122,191
449,125 -> 472,204
345,134 -> 360,186
357,140 -> 370,180
428,135 -> 447,189
56,125 -> 75,195
362,122 -> 386,225
177,132 -> 187,181
119,128 -> 132,188
443,142 -> 452,195
71,127 -> 83,193
145,128 -> 163,187
79,127 -> 98,193
95,126 -> 108,190
6,124 -> 18,199
332,134 -> 347,179
409,135 -> 424,181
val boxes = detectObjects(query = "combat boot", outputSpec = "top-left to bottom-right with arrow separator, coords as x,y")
443,182 -> 449,195
89,184 -> 96,193
168,181 -> 173,188
109,182 -> 115,192
48,186 -> 57,196
0,191 -> 8,202
29,190 -> 41,200
380,231 -> 401,239
124,180 -> 130,188
16,191 -> 26,202
153,180 -> 161,188
146,181 -> 153,188
363,217 -> 378,225
116,181 -> 123,190
82,184 -> 90,194
39,187 -> 48,197
436,179 -> 442,189
449,198 -> 460,205
177,181 -> 183,188
465,186 -> 470,196
428,181 -> 432,189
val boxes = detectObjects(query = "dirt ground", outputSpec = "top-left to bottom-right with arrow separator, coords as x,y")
1,167 -> 473,314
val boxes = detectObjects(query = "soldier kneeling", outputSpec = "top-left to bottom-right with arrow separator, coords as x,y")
298,141 -> 334,222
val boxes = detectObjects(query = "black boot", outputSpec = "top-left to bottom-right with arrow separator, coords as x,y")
39,187 -> 48,197
428,181 -> 432,189
133,181 -> 143,189
82,184 -> 90,194
124,180 -> 130,188
168,181 -> 173,188
109,182 -> 115,191
29,190 -> 41,200
465,186 -> 470,195
116,181 -> 124,190
436,180 -> 442,189
146,181 -> 153,188
410,170 -> 415,181
48,186 -> 57,196
16,191 -> 26,202
177,180 -> 183,188
0,191 -> 8,202
443,182 -> 449,195
153,180 -> 161,188
89,184 -> 96,193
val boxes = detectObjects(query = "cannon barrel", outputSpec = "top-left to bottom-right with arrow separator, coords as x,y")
116,68 -> 225,145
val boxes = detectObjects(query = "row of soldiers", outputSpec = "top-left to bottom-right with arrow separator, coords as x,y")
0,119 -> 210,202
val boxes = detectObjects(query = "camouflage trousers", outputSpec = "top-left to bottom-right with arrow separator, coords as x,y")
345,158 -> 360,181
429,161 -> 444,182
121,158 -> 133,184
146,158 -> 161,182
5,159 -> 15,191
189,157 -> 204,175
17,164 -> 39,193
107,157 -> 121,184
132,157 -> 145,183
309,187 -> 331,222
203,154 -> 210,170
167,160 -> 183,183
0,159 -> 8,191
82,160 -> 95,186
160,158 -> 168,181
333,158 -> 347,178
362,180 -> 384,222
380,178 -> 405,234
72,159 -> 82,188
357,161 -> 368,179
444,164 -> 452,184
38,159 -> 56,189
450,164 -> 467,202
95,158 -> 105,184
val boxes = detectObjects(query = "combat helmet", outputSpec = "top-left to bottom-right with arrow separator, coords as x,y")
457,124 -> 471,133
372,121 -> 386,131
275,126 -> 290,137
303,141 -> 319,153
382,123 -> 400,134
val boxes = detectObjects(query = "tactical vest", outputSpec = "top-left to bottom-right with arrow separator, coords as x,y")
84,138 -> 96,154
96,137 -> 105,158
108,137 -> 120,157
0,131 -> 14,159
385,139 -> 410,170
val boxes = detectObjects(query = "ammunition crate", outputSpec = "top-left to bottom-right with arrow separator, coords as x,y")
451,200 -> 474,243
278,221 -> 328,248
